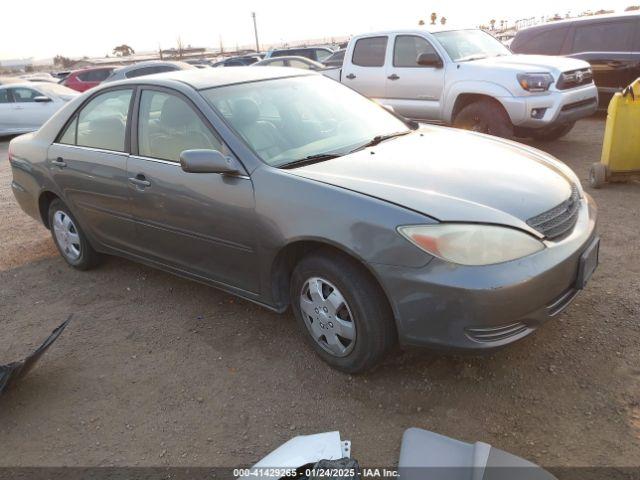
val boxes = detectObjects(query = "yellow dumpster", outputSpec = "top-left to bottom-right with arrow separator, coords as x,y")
590,78 -> 640,188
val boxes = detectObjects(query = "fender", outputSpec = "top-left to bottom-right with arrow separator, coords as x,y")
444,80 -> 525,125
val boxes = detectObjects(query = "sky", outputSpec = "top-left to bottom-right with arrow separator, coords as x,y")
0,0 -> 636,60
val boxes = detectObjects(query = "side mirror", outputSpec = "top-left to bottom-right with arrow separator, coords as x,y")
180,149 -> 243,174
416,52 -> 443,68
33,96 -> 52,103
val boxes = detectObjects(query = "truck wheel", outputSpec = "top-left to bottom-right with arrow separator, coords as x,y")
48,199 -> 101,270
530,122 -> 575,141
589,163 -> 607,189
290,250 -> 396,373
453,99 -> 513,138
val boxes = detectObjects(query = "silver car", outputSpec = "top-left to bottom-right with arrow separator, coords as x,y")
103,60 -> 196,83
9,68 -> 599,372
0,82 -> 78,135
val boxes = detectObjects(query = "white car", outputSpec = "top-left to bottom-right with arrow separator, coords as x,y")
0,82 -> 78,136
324,27 -> 599,140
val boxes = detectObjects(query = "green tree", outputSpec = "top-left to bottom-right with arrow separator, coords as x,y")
112,44 -> 135,57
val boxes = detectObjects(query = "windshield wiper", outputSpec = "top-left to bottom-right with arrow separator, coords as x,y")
457,54 -> 488,62
349,131 -> 412,154
279,153 -> 342,169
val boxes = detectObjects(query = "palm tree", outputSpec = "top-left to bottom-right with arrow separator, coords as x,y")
112,44 -> 135,57
430,12 -> 437,25
489,19 -> 496,30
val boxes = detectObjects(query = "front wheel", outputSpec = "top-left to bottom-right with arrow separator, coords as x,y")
453,99 -> 514,138
290,251 -> 396,373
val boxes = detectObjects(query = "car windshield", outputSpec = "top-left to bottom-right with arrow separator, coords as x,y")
433,29 -> 511,62
201,75 -> 410,167
38,83 -> 77,96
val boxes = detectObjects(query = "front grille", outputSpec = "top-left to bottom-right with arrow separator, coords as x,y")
527,184 -> 580,240
465,322 -> 529,343
561,97 -> 598,112
557,68 -> 593,90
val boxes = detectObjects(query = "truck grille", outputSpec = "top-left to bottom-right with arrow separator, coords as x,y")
557,68 -> 593,90
526,184 -> 580,240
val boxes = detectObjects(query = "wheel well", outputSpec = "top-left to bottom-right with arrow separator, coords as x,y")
38,191 -> 59,229
270,240 -> 393,314
451,93 -> 503,122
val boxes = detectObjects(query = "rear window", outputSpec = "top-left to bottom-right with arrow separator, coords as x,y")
514,27 -> 569,55
78,69 -> 113,82
352,36 -> 388,67
572,20 -> 636,52
125,65 -> 176,78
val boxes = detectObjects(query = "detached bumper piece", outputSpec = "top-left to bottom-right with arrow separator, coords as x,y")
0,316 -> 71,395
399,428 -> 557,480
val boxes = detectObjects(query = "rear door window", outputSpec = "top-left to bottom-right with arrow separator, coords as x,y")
572,20 -> 636,52
75,88 -> 133,151
314,49 -> 332,62
352,36 -> 388,67
0,89 -> 13,103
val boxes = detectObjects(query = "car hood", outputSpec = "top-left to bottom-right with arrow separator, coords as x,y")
288,127 -> 578,236
472,54 -> 589,74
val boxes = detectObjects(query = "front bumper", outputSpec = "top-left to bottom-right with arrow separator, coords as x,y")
372,193 -> 598,351
502,83 -> 599,129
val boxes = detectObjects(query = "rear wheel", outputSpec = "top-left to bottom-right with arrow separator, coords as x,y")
453,99 -> 514,138
48,199 -> 101,270
529,122 -> 575,141
290,251 -> 396,373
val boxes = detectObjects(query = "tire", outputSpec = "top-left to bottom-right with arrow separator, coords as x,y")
589,163 -> 607,189
48,199 -> 101,270
290,251 -> 396,373
529,122 -> 575,141
453,99 -> 514,138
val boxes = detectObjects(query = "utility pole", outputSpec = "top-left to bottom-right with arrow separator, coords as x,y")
251,12 -> 260,53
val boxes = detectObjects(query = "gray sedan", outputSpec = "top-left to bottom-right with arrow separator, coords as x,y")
9,68 -> 599,372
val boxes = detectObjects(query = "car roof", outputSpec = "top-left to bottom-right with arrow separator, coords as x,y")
0,82 -> 43,90
518,11 -> 640,32
115,60 -> 193,72
257,56 -> 317,63
107,66 -> 316,90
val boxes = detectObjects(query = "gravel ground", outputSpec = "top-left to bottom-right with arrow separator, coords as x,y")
1,118 -> 639,468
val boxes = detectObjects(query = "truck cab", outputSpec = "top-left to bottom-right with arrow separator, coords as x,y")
325,28 -> 599,140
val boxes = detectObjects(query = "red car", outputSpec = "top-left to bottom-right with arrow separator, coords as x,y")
61,67 -> 115,92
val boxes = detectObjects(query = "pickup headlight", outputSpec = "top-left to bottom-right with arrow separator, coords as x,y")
398,224 -> 545,266
517,73 -> 554,92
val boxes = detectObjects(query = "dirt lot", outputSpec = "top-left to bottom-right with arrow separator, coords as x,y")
1,118 -> 639,468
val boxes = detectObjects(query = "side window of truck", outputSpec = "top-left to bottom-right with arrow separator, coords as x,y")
393,35 -> 438,67
352,36 -> 388,67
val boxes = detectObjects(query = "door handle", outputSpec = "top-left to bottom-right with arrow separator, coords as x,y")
14,105 -> 25,110
387,74 -> 400,80
128,175 -> 151,188
345,73 -> 356,80
51,157 -> 67,168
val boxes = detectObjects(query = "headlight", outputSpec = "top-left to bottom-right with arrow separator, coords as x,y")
517,72 -> 554,92
398,224 -> 545,266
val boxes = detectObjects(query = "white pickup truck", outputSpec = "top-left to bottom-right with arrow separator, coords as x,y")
323,27 -> 599,140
